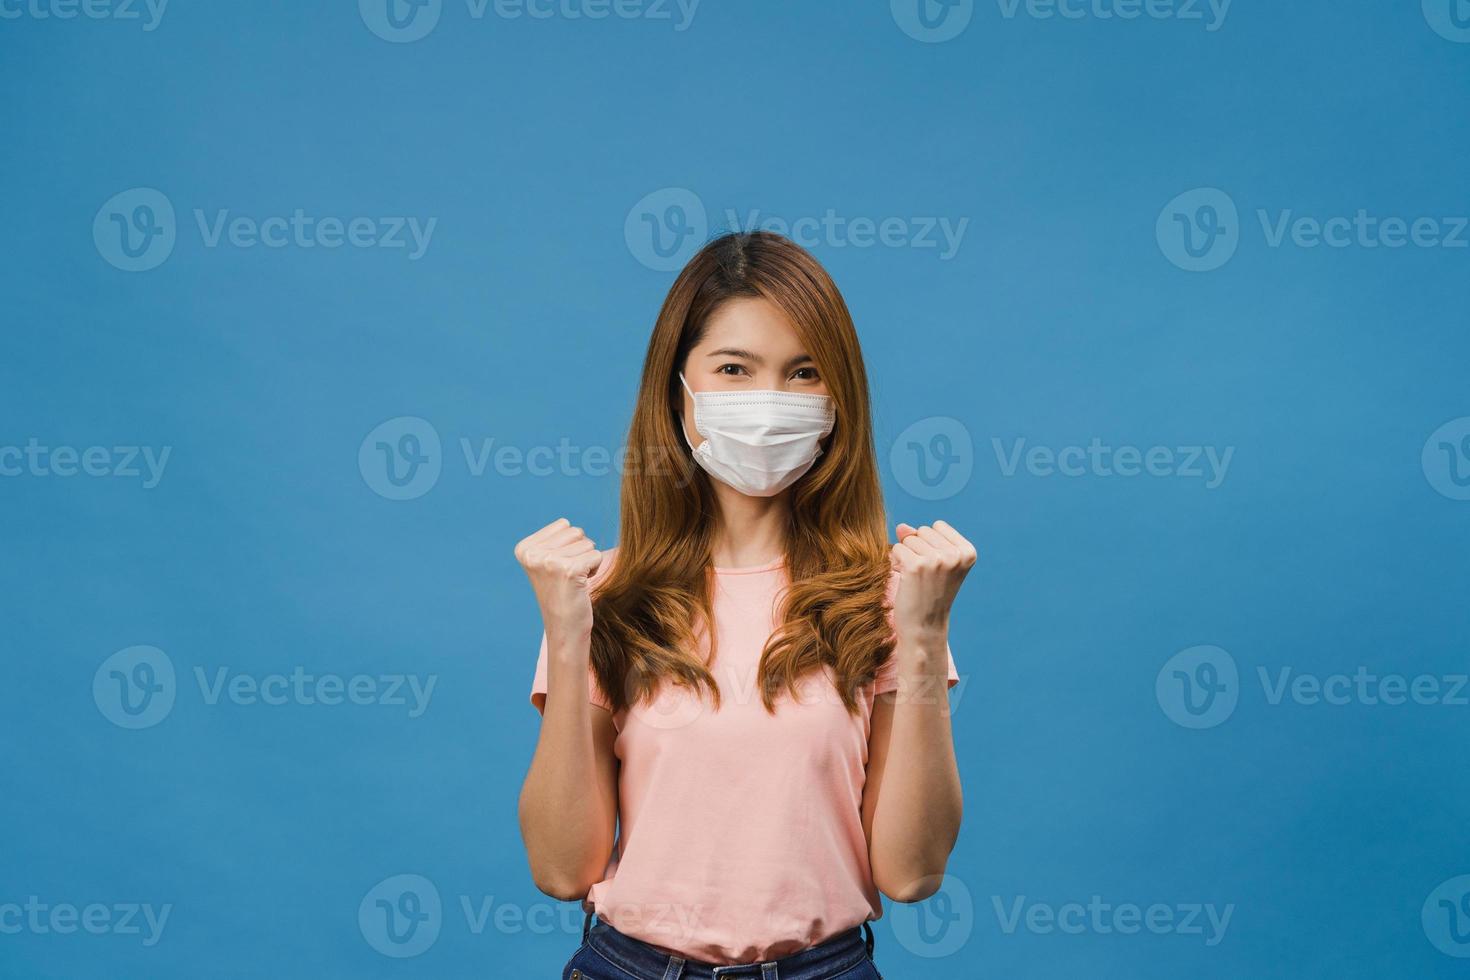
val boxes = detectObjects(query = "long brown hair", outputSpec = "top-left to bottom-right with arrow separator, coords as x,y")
590,231 -> 894,715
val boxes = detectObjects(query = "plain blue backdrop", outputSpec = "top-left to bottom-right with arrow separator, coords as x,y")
3,1 -> 1469,977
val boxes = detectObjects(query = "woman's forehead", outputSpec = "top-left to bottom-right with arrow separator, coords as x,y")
696,297 -> 804,354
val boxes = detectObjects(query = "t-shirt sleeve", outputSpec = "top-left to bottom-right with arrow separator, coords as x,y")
872,566 -> 961,696
529,630 -> 614,715
872,641 -> 960,696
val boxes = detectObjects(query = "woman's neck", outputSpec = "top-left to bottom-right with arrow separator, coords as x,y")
708,482 -> 790,569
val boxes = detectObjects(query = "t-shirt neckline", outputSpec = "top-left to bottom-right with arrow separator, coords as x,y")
711,556 -> 786,575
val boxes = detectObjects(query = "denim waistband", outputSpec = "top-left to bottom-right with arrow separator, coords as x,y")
580,911 -> 875,980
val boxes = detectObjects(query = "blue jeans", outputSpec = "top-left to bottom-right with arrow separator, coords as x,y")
561,912 -> 883,980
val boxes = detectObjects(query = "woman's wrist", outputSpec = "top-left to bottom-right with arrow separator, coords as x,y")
546,625 -> 593,660
892,627 -> 950,666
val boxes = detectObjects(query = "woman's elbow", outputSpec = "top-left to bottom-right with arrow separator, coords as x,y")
875,868 -> 948,904
530,869 -> 592,903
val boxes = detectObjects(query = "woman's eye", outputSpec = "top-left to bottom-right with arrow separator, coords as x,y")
717,364 -> 748,376
791,367 -> 819,381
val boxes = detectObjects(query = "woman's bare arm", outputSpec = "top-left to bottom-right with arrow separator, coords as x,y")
862,656 -> 963,903
519,629 -> 619,900
513,519 -> 620,900
862,520 -> 974,902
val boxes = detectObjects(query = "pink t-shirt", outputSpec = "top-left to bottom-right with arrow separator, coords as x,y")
528,549 -> 960,964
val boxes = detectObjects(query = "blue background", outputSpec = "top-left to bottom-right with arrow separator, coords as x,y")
3,1 -> 1468,977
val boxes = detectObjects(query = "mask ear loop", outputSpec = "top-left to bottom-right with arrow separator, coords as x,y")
676,372 -> 701,453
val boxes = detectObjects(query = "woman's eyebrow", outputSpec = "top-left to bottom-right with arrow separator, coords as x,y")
705,347 -> 762,362
703,349 -> 815,369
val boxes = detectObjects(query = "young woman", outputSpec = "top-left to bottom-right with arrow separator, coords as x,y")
518,231 -> 974,979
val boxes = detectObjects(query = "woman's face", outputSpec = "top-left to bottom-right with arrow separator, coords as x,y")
678,296 -> 827,447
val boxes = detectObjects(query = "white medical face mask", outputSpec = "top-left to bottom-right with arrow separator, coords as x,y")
678,372 -> 836,497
